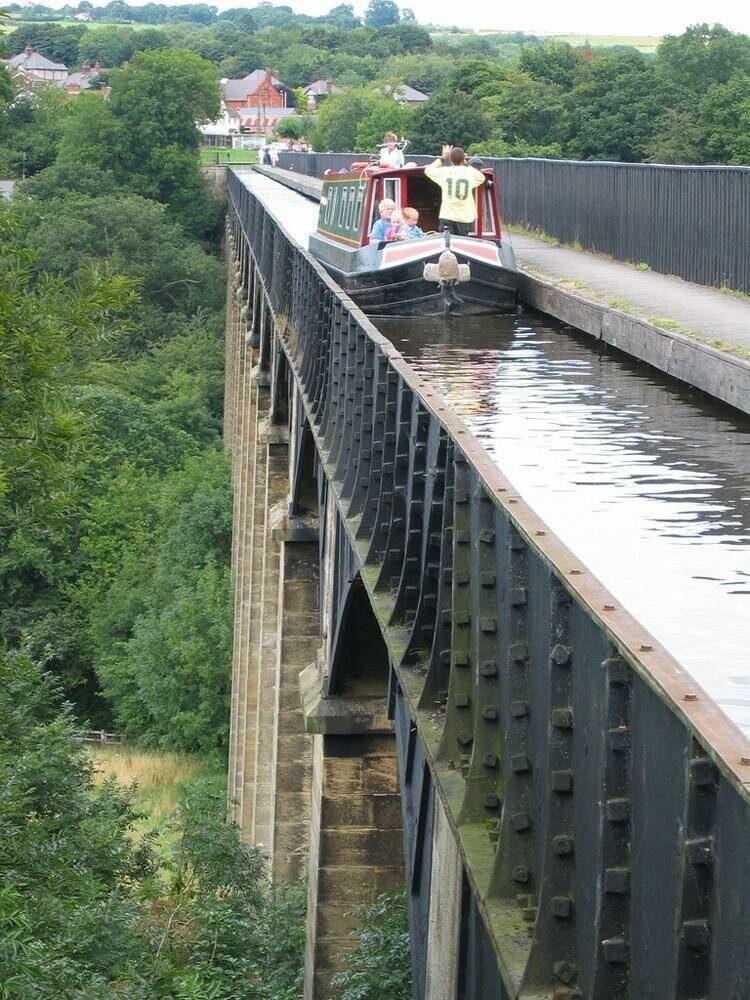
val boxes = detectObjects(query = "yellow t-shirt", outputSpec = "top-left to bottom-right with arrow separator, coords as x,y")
424,159 -> 486,224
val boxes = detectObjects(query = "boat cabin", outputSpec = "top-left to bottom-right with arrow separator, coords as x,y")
317,163 -> 503,248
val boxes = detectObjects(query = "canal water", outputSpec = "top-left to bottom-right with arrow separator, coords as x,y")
379,314 -> 750,740
241,170 -> 750,741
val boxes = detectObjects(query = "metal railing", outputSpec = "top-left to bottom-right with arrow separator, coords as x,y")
228,169 -> 750,998
277,152 -> 750,293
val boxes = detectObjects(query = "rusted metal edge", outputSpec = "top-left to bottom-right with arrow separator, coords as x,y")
227,171 -> 750,798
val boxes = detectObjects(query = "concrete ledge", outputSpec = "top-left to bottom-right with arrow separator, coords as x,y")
518,271 -> 750,417
254,164 -> 323,201
300,664 -> 393,735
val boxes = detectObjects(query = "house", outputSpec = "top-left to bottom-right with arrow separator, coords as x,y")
66,61 -> 106,94
199,103 -> 240,148
303,79 -> 342,110
222,69 -> 289,112
393,84 -> 429,106
373,82 -> 429,107
3,45 -> 69,85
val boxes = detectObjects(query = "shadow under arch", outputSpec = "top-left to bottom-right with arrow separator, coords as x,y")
326,572 -> 390,698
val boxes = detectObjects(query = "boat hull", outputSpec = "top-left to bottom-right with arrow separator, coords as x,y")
309,233 -> 518,317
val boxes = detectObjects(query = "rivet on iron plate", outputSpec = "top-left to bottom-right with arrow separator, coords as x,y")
603,604 -> 616,611
536,530 -> 546,536
740,756 -> 750,765
683,693 -> 698,701
639,644 -> 653,652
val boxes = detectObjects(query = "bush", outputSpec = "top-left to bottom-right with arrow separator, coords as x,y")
331,889 -> 412,1000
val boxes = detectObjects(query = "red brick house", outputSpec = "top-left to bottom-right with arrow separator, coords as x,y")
222,69 -> 289,112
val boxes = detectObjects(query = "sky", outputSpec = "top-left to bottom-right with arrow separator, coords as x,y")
37,0 -> 750,35
347,0 -> 749,35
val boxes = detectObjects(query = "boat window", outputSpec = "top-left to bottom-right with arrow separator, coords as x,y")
345,186 -> 355,229
481,185 -> 496,237
324,186 -> 336,225
336,186 -> 347,227
383,178 -> 400,204
354,185 -> 365,227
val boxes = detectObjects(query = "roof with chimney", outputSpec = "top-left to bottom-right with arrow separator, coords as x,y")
303,79 -> 343,97
223,70 -> 288,102
5,45 -> 68,72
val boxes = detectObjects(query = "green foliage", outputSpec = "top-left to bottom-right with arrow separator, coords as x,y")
7,22 -> 86,64
518,40 -> 584,89
699,73 -> 750,164
42,49 -> 221,236
567,51 -> 663,161
0,653 -> 307,996
364,0 -> 400,28
0,87 -> 68,177
656,23 -> 750,104
480,69 -> 570,148
0,65 -> 13,109
410,87 -> 491,154
0,649 -> 156,995
78,25 -> 170,66
78,451 -> 233,754
331,889 -> 412,1000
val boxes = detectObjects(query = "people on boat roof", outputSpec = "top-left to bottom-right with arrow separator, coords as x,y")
425,144 -> 485,236
402,207 -> 423,238
369,198 -> 397,242
379,132 -> 405,169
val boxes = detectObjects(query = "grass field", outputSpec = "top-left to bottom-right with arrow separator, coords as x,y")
430,29 -> 662,53
88,746 -> 223,845
0,17 -> 164,33
541,33 -> 661,53
200,148 -> 258,165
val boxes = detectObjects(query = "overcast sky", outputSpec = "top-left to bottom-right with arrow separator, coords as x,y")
44,0 -> 750,36
347,0 -> 747,35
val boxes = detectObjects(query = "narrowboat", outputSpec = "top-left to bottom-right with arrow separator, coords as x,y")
307,162 -> 518,316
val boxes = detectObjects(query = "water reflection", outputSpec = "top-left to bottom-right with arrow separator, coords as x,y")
379,312 -> 750,738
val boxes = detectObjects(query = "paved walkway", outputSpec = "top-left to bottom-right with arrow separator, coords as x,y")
509,231 -> 750,358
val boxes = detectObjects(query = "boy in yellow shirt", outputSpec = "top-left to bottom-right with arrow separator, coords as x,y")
424,144 -> 485,236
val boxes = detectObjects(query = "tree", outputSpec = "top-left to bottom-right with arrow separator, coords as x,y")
68,49 -> 222,235
77,25 -> 169,67
645,108 -> 707,164
381,22 -> 431,53
0,86 -> 69,177
410,88 -> 491,153
657,23 -> 750,105
7,23 -> 85,64
0,65 -> 12,109
276,115 -> 309,143
364,0 -> 400,28
355,91 -> 412,151
480,70 -> 570,148
323,3 -> 360,29
518,40 -> 584,89
567,51 -> 663,161
310,87 -> 376,150
699,73 -> 750,163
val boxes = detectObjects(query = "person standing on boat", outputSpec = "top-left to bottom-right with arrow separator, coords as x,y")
379,132 -> 405,168
425,144 -> 485,236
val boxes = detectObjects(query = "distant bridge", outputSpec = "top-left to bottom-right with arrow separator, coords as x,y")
224,168 -> 750,999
